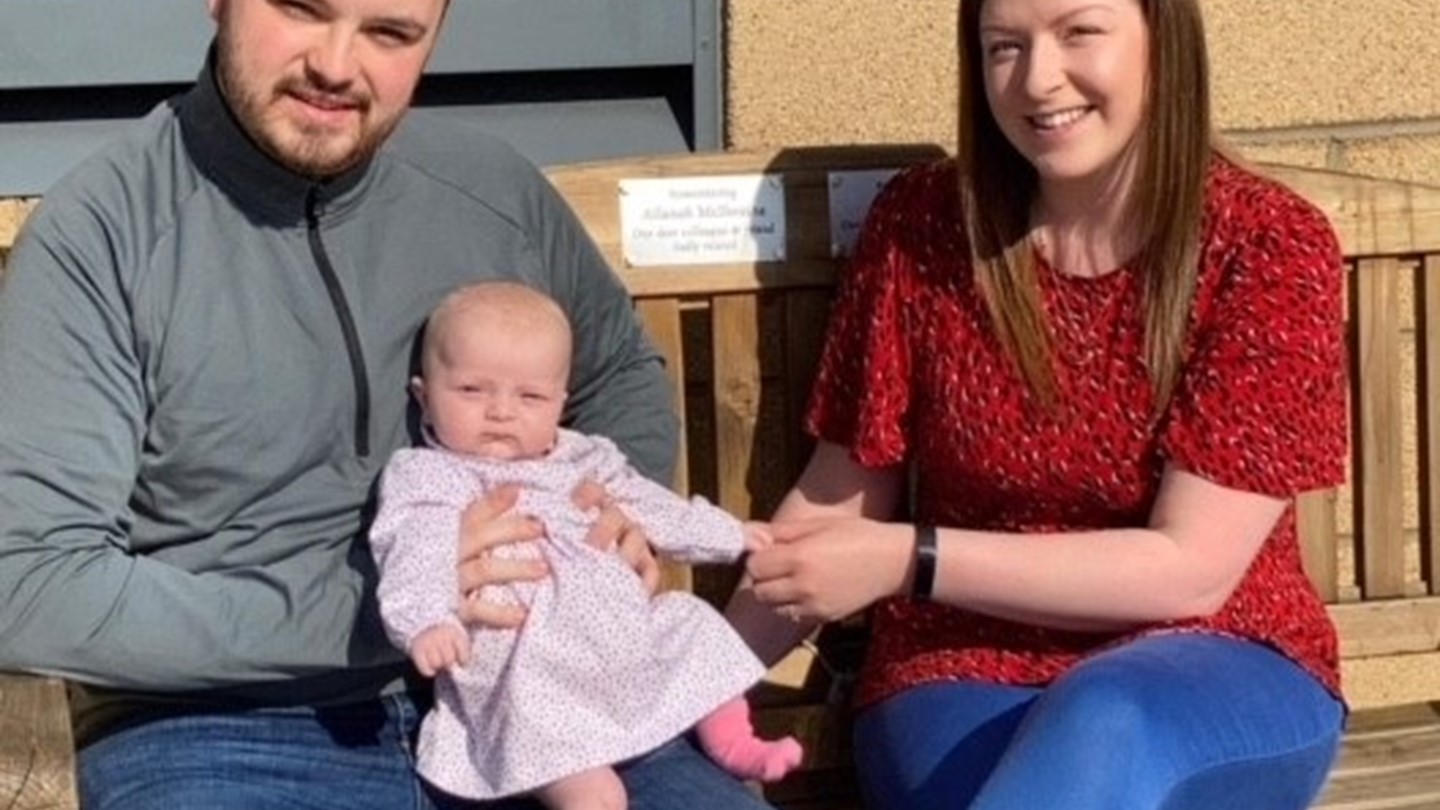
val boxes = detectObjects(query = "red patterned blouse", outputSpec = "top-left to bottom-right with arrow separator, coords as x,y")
806,156 -> 1348,709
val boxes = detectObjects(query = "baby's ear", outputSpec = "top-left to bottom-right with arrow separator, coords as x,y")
408,376 -> 428,410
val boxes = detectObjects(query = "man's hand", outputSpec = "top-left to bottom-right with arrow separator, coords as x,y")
457,483 -> 549,628
572,479 -> 661,595
411,623 -> 471,677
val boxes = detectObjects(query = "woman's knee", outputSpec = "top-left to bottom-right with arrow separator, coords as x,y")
853,681 -> 1036,810
971,636 -> 1343,809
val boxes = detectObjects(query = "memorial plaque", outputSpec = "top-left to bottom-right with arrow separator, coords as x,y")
619,174 -> 786,267
828,169 -> 899,257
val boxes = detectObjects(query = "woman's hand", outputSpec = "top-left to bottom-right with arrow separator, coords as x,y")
573,478 -> 661,595
744,517 -> 913,623
456,483 -> 548,628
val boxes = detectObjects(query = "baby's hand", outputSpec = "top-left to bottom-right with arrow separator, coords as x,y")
742,521 -> 775,553
411,623 -> 471,677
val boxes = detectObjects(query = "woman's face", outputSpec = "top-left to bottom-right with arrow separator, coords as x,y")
977,0 -> 1150,195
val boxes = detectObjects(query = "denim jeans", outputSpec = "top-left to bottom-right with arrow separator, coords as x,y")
78,690 -> 776,810
854,634 -> 1344,810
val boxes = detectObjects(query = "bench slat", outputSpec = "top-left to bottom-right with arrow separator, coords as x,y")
0,198 -> 38,276
783,290 -> 829,487
1422,254 -> 1440,595
634,297 -> 695,594
620,261 -> 839,298
634,297 -> 690,493
1268,166 -> 1440,258
1330,596 -> 1440,658
1300,489 -> 1341,602
1356,257 -> 1409,599
713,293 -> 762,521
0,674 -> 78,810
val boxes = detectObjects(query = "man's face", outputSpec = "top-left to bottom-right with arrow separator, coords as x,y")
208,0 -> 446,179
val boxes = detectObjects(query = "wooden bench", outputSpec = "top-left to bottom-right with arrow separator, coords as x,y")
4,145 -> 1440,810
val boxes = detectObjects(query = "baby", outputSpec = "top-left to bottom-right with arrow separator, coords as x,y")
370,281 -> 801,809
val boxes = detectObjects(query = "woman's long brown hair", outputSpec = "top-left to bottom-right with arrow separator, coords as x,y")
957,0 -> 1213,414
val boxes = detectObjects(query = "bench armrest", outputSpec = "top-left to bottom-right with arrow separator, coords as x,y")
0,673 -> 78,810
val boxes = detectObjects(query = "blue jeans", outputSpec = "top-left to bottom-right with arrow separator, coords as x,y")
79,691 -> 775,810
855,634 -> 1344,810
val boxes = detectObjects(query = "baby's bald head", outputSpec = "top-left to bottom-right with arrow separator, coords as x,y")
421,281 -> 573,379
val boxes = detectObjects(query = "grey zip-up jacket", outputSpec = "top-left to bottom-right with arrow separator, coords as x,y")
0,58 -> 677,713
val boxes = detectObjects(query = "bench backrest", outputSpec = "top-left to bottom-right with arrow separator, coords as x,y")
545,147 -> 1440,659
6,148 -> 1440,659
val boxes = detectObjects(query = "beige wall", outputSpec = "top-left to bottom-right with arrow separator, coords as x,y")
725,0 -> 1440,186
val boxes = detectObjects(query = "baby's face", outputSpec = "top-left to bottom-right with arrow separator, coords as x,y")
416,320 -> 569,461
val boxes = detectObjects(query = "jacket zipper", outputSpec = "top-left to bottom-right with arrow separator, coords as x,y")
305,188 -> 372,458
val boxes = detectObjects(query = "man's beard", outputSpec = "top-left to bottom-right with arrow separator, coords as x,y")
213,31 -> 396,180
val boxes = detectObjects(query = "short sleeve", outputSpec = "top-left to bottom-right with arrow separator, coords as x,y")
803,166 -> 932,468
1160,186 -> 1347,497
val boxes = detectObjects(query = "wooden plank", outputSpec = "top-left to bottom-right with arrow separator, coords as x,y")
1264,165 -> 1440,258
1423,254 -> 1440,595
547,156 -> 1440,270
1355,258 -> 1408,599
1315,701 -> 1440,809
0,674 -> 78,810
0,198 -> 38,281
1315,764 -> 1440,809
548,157 -> 1440,299
747,296 -> 796,517
1341,701 -> 1440,737
544,145 -> 949,273
1300,489 -> 1341,602
634,298 -> 689,494
0,198 -> 38,250
712,294 -> 762,519
783,289 -> 831,487
1331,727 -> 1440,784
1328,596 -> 1440,659
633,297 -> 693,594
618,262 -> 838,298
690,293 -> 764,606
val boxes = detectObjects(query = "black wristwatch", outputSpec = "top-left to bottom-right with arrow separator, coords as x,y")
911,524 -> 938,600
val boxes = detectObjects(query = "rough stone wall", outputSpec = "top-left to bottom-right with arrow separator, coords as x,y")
725,0 -> 1440,185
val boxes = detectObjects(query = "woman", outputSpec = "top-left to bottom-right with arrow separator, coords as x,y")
729,0 -> 1347,807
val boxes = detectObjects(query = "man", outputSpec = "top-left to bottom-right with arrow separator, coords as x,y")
0,1 -> 775,808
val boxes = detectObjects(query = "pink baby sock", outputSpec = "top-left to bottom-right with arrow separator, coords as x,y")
695,697 -> 804,783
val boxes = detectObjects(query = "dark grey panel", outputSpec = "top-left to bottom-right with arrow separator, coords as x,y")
689,0 -> 723,151
0,2 -> 210,88
433,1 -> 694,73
0,0 -> 720,195
436,99 -> 691,166
0,100 -> 689,195
0,0 -> 694,89
0,120 -> 129,196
